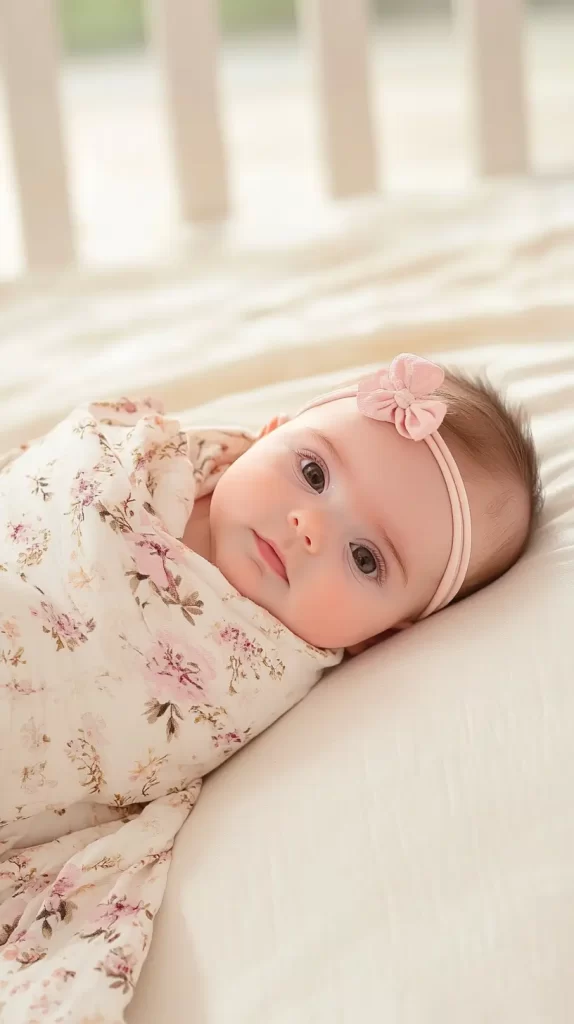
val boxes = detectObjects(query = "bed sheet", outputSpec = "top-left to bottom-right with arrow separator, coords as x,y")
1,178 -> 574,450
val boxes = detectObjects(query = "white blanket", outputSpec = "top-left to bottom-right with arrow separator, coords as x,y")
0,399 -> 339,1021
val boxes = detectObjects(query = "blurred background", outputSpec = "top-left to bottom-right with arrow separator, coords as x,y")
58,0 -> 572,48
1,0 -> 573,279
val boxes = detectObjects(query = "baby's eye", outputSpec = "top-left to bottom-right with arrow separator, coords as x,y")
350,543 -> 377,576
300,459 -> 325,493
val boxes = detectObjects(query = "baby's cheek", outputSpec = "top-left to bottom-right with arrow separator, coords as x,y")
291,576 -> 351,647
214,461 -> 262,519
235,457 -> 278,502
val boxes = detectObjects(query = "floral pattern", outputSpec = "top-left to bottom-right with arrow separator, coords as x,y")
213,621 -> 286,694
95,946 -> 137,994
31,601 -> 96,653
66,729 -> 107,795
0,398 -> 342,1022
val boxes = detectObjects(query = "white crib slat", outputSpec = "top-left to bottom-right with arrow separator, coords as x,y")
457,0 -> 529,176
299,0 -> 378,199
0,0 -> 75,270
148,0 -> 228,222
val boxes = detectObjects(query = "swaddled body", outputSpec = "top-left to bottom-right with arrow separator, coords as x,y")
0,398 -> 339,1020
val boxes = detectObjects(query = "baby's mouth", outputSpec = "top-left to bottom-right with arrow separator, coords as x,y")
253,532 -> 289,582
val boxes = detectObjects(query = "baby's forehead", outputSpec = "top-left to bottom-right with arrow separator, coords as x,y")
296,398 -> 447,504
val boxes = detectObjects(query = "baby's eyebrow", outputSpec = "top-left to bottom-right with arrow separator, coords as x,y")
308,428 -> 408,587
379,524 -> 408,586
308,428 -> 341,468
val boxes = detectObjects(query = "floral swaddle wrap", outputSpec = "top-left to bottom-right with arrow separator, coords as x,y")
0,398 -> 342,1022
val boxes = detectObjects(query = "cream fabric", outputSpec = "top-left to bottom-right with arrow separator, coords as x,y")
1,180 -> 573,1023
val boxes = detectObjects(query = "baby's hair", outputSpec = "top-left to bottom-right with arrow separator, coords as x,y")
438,370 -> 543,598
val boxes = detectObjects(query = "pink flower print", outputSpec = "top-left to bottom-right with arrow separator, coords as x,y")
98,897 -> 138,927
212,621 -> 285,694
115,399 -> 138,415
124,531 -> 183,590
31,600 -> 95,652
52,863 -> 83,899
7,520 -> 33,544
215,624 -> 260,657
42,892 -> 65,917
125,510 -> 204,626
144,631 -> 216,704
213,731 -> 243,750
96,946 -> 137,994
2,943 -> 46,967
85,892 -> 151,937
70,472 -> 102,508
68,472 -> 103,539
37,866 -> 82,938
143,631 -> 217,740
132,441 -> 163,474
15,526 -> 50,569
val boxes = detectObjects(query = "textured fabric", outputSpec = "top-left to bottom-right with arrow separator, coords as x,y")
0,399 -> 340,1022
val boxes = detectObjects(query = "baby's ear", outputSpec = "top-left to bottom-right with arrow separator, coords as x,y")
256,414 -> 290,440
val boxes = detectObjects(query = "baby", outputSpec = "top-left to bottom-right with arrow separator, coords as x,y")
186,352 -> 542,650
0,353 -> 541,1020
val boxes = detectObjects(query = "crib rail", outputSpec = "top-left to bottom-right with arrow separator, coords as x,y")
299,0 -> 378,199
147,0 -> 229,222
456,0 -> 528,176
0,0 -> 529,275
0,0 -> 75,270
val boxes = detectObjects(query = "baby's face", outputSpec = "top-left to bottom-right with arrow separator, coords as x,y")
209,397 -> 453,648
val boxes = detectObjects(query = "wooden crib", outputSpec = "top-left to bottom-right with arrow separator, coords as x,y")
0,0 -> 528,274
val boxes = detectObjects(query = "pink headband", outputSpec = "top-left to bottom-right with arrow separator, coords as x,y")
299,353 -> 472,619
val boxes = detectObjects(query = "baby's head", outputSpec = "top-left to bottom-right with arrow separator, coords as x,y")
209,354 -> 542,650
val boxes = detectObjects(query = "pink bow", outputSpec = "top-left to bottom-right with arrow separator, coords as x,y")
357,354 -> 447,441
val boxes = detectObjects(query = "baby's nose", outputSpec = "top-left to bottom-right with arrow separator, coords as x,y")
287,508 -> 324,553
